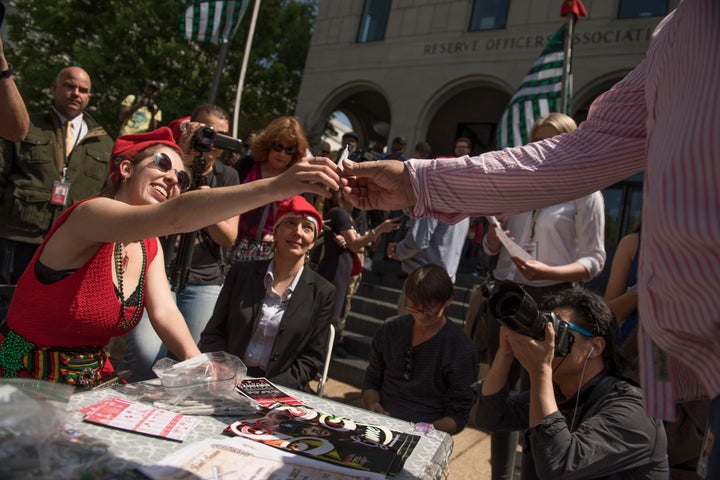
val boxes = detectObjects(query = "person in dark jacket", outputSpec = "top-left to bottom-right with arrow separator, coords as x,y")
0,66 -> 113,284
474,286 -> 668,479
199,196 -> 335,391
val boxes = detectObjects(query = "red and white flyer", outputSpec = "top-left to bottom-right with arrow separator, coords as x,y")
78,396 -> 201,442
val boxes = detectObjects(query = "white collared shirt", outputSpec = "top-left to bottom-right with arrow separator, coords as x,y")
243,261 -> 304,370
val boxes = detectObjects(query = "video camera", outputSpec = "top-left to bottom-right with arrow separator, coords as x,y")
487,281 -> 572,356
191,126 -> 244,154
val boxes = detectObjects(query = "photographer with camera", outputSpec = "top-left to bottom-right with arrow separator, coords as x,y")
118,80 -> 161,135
474,285 -> 667,479
118,104 -> 241,381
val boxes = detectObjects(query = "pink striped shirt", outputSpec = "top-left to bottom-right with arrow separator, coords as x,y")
407,0 -> 720,420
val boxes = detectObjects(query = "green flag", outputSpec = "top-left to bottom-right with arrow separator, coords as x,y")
496,24 -> 569,149
181,0 -> 249,44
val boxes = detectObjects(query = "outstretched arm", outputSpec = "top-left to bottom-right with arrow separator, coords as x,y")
42,158 -> 340,270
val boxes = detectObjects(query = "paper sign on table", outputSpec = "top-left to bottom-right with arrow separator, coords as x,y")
236,378 -> 303,407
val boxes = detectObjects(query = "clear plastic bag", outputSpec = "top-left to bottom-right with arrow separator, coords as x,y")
0,378 -> 110,478
151,352 -> 251,411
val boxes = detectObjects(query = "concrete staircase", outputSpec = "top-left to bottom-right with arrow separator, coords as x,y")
328,258 -> 478,389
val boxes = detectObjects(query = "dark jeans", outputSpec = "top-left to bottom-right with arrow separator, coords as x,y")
0,238 -> 38,284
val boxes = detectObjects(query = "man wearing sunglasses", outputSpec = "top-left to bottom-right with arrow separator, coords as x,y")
0,66 -> 113,284
474,287 -> 668,479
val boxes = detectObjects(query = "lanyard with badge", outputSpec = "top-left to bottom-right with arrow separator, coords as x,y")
522,209 -> 541,260
50,121 -> 82,206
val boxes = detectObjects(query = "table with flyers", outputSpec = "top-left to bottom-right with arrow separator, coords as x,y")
65,379 -> 454,479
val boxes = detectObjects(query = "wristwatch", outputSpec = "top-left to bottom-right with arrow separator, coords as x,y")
0,64 -> 14,79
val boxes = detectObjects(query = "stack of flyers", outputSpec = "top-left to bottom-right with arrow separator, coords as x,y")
224,402 -> 420,476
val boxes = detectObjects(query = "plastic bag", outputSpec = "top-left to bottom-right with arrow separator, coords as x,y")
0,378 -> 110,478
152,351 -> 247,405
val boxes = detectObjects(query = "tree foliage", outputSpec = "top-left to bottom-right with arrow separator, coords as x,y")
7,0 -> 317,139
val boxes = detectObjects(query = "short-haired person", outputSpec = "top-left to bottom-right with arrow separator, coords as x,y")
0,128 -> 340,386
0,66 -> 114,284
118,80 -> 161,135
453,137 -> 471,156
199,196 -> 335,390
474,287 -> 668,478
362,264 -> 478,435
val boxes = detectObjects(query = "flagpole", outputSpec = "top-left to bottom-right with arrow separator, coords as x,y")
208,42 -> 230,104
232,0 -> 261,138
560,14 -> 575,114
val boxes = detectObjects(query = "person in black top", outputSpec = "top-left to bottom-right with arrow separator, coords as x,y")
362,264 -> 478,434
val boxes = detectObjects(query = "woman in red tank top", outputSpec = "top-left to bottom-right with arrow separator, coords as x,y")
0,127 -> 341,387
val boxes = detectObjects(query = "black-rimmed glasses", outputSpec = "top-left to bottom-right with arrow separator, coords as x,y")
151,152 -> 190,192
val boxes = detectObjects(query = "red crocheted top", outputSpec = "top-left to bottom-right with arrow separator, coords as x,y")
4,199 -> 158,348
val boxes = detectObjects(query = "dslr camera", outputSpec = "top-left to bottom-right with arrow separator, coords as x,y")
487,280 -> 572,356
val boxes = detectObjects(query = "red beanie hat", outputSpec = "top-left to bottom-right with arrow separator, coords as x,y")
110,127 -> 183,184
274,196 -> 323,237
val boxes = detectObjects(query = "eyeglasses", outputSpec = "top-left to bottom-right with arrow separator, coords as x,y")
150,153 -> 190,192
405,302 -> 443,317
270,143 -> 298,156
403,346 -> 413,381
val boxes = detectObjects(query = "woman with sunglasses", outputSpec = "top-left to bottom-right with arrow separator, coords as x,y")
0,127 -> 339,387
231,116 -> 310,263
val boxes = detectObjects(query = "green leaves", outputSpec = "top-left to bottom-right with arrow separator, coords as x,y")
7,0 -> 316,138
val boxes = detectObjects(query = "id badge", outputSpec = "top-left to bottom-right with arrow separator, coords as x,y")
523,241 -> 538,260
50,180 -> 70,206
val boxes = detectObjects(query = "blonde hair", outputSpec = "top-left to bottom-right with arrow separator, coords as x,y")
529,113 -> 578,141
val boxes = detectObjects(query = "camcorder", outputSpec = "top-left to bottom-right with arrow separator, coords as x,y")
187,126 -> 244,189
192,125 -> 244,154
487,280 -> 573,356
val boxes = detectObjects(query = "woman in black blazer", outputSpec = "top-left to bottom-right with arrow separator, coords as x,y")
199,196 -> 335,390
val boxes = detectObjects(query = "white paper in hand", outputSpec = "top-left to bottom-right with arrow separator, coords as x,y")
485,216 -> 533,261
337,145 -> 349,171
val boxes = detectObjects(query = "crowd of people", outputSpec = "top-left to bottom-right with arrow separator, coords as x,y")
0,2 -> 717,478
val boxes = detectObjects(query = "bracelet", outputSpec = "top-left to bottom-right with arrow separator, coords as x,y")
0,64 -> 14,79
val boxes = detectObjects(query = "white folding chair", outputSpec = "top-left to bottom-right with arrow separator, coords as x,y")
317,324 -> 335,398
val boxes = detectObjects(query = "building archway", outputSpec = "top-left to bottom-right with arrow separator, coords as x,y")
420,76 -> 512,156
303,81 -> 391,153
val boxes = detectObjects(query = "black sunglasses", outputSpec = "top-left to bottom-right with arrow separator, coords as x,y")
270,142 -> 298,156
403,346 -> 413,381
151,153 -> 190,192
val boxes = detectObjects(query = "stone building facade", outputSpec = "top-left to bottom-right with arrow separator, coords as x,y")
295,0 -> 677,157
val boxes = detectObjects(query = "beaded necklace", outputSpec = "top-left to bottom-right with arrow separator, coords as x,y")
114,241 -> 147,330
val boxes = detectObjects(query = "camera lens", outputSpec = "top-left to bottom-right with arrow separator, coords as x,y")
494,292 -> 523,318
